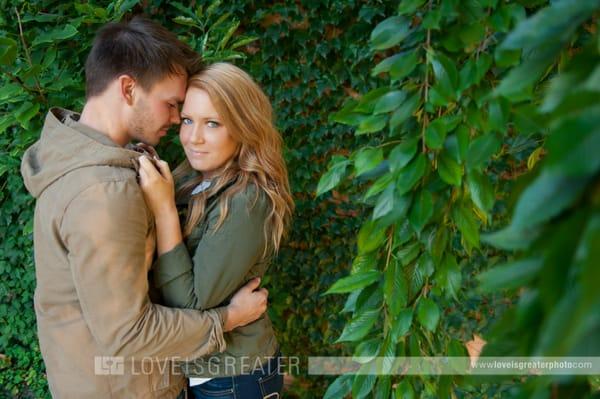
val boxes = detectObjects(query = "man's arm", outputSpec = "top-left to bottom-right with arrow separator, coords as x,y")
61,179 -> 263,359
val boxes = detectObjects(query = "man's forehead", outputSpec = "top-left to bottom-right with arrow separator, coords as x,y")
152,73 -> 187,100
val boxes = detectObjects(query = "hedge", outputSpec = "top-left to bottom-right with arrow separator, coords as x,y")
1,1 -> 598,398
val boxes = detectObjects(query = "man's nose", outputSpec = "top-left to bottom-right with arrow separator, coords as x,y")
170,108 -> 181,125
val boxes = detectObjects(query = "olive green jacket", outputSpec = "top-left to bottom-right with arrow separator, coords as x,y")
153,184 -> 279,378
20,108 -> 227,398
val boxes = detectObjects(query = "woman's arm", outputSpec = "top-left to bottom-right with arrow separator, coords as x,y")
137,156 -> 269,330
153,188 -> 269,311
137,156 -> 182,254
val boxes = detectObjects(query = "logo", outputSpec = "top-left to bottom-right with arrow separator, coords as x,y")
94,356 -> 125,375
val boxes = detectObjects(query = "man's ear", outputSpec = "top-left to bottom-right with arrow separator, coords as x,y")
118,75 -> 137,106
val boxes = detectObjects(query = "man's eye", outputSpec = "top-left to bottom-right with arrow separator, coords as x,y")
182,118 -> 193,125
207,121 -> 220,128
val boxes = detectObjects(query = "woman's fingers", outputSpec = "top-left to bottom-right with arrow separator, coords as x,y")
138,156 -> 162,179
138,163 -> 149,183
156,160 -> 173,182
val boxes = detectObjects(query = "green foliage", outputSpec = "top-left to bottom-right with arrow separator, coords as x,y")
0,0 -> 394,397
319,0 -> 599,397
2,0 -> 597,398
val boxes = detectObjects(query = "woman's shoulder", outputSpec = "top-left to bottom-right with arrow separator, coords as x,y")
229,183 -> 270,215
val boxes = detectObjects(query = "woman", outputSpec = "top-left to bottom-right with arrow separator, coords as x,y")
138,62 -> 294,399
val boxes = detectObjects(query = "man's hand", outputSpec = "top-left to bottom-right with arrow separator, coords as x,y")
224,278 -> 268,332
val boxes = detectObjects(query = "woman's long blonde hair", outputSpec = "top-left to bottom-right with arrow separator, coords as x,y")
173,62 -> 294,257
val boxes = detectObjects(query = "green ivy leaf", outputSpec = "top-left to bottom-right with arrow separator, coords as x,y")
390,308 -> 413,342
355,88 -> 390,113
545,111 -> 600,177
353,374 -> 377,399
398,0 -> 426,15
430,227 -> 449,264
435,255 -> 462,300
458,22 -> 486,48
510,171 -> 588,229
357,114 -> 387,135
352,253 -> 379,274
323,375 -> 353,399
15,102 -> 40,128
172,16 -> 201,28
364,173 -> 395,200
455,125 -> 470,163
390,50 -> 419,80
0,37 -> 17,65
424,118 -> 448,150
395,380 -> 415,399
0,84 -> 22,102
316,156 -> 350,196
389,138 -> 418,172
467,170 -> 495,215
477,258 -> 543,293
373,183 -> 396,219
397,241 -> 421,266
452,203 -> 480,250
374,90 -> 407,115
430,51 -> 458,100
466,133 -> 501,170
488,98 -> 510,134
32,25 -> 78,46
358,221 -> 388,254
384,259 -> 408,315
355,148 -> 384,176
390,92 -> 421,129
324,270 -> 381,295
409,189 -> 433,233
374,376 -> 392,399
475,53 -> 493,84
397,154 -> 426,196
372,54 -> 402,76
482,224 -> 541,250
336,309 -> 380,342
422,9 -> 442,30
417,298 -> 440,332
353,337 -> 382,363
437,151 -> 462,186
499,0 -> 597,52
370,16 -> 411,50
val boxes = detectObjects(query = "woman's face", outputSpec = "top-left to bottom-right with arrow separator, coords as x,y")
179,88 -> 238,178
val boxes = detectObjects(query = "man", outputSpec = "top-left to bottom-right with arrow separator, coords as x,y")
20,17 -> 267,398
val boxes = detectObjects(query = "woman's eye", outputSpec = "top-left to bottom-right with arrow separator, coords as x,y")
182,118 -> 193,125
207,121 -> 220,128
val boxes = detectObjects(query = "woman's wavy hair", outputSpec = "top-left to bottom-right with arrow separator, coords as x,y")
173,62 -> 294,257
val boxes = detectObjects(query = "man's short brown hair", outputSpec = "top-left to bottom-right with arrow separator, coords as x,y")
85,16 -> 202,98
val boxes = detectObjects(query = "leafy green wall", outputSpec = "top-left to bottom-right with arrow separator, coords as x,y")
0,1 -> 391,397
316,0 -> 600,398
1,0 -> 598,398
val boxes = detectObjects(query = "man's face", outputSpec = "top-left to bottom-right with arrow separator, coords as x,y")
127,73 -> 187,146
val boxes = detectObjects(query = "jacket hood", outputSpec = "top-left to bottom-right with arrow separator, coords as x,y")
21,107 -> 139,198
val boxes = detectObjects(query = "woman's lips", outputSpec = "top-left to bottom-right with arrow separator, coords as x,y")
189,149 -> 208,156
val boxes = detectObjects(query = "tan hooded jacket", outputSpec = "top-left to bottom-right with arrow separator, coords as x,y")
21,108 -> 227,398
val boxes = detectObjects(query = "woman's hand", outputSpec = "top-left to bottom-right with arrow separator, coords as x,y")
138,156 -> 183,254
138,155 -> 176,216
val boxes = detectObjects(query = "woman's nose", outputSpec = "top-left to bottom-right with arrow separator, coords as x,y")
189,127 -> 205,144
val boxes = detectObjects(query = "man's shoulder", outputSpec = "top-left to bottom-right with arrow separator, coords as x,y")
48,165 -> 142,214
